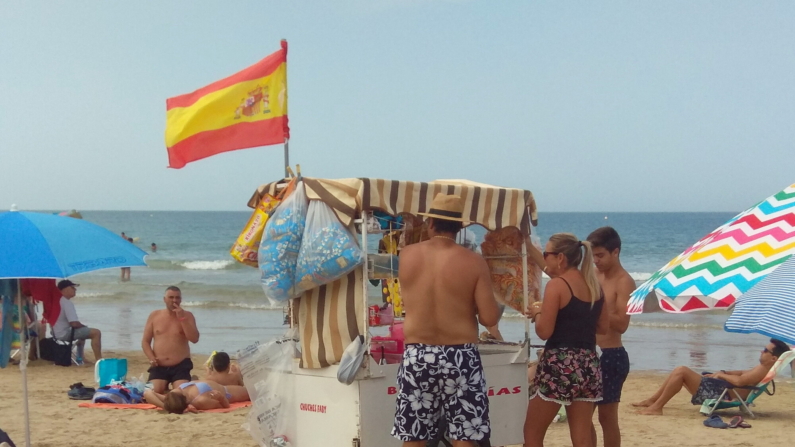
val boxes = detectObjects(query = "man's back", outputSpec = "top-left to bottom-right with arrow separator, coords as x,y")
399,238 -> 497,345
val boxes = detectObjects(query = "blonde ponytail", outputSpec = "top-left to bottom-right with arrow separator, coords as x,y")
579,240 -> 601,306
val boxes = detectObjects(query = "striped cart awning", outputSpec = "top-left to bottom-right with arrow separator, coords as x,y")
725,254 -> 795,345
250,177 -> 538,368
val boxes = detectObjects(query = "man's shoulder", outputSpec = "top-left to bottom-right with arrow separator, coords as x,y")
603,268 -> 636,288
148,309 -> 168,318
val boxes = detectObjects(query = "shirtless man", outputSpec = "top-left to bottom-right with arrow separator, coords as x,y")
391,194 -> 501,447
587,227 -> 635,447
204,351 -> 244,386
141,286 -> 200,393
633,339 -> 791,415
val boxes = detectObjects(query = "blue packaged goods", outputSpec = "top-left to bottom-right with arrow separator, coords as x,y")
259,181 -> 308,303
295,200 -> 363,294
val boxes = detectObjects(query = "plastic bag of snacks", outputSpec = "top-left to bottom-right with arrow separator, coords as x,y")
230,194 -> 281,267
258,181 -> 308,303
294,200 -> 363,294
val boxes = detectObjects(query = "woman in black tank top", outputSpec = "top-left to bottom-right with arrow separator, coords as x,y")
525,233 -> 608,447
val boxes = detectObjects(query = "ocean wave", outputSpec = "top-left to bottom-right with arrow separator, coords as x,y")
146,259 -> 246,271
179,260 -> 237,270
629,321 -> 723,330
540,272 -> 653,281
180,300 -> 282,310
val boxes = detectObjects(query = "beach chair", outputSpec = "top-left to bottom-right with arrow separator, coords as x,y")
701,350 -> 795,419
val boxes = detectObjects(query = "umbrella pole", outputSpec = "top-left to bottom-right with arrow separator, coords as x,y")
17,279 -> 31,446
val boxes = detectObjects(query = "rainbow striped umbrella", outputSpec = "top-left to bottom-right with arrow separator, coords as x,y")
628,184 -> 795,314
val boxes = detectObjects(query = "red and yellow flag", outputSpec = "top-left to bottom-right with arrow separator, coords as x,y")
165,41 -> 289,168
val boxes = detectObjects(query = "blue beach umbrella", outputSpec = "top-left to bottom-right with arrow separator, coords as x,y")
725,254 -> 795,345
0,208 -> 148,446
0,210 -> 147,279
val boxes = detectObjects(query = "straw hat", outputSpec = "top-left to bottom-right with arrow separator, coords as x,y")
418,194 -> 466,222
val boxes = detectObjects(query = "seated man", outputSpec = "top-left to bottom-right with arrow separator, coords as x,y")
204,352 -> 244,386
52,280 -> 102,363
633,338 -> 791,415
143,379 -> 249,414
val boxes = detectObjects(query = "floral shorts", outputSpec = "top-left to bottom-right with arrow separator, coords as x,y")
529,347 -> 602,405
391,343 -> 490,442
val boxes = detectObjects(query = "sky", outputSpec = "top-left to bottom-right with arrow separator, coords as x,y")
1,1 -> 793,212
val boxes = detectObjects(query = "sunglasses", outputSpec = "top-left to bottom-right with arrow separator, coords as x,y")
762,348 -> 773,355
543,251 -> 559,258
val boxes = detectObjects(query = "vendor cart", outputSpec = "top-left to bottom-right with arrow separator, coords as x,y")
247,177 -> 541,447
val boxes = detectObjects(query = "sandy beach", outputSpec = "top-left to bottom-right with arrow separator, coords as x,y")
1,352 -> 793,447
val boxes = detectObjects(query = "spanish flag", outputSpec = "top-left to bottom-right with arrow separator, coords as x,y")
165,41 -> 289,169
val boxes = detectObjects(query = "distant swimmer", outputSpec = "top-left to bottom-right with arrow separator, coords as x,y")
120,231 -> 127,239
151,242 -> 157,253
120,237 -> 134,281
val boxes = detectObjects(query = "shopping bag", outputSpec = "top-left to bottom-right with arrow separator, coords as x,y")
294,200 -> 363,294
238,334 -> 298,446
258,181 -> 308,304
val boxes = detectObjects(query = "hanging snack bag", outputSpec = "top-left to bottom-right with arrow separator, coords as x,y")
230,194 -> 281,267
294,200 -> 364,294
259,181 -> 308,303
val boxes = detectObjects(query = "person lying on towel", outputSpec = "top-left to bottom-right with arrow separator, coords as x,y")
633,338 -> 791,415
143,379 -> 249,413
204,351 -> 244,386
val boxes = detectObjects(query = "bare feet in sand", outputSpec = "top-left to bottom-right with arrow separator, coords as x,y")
631,399 -> 654,407
638,407 -> 663,416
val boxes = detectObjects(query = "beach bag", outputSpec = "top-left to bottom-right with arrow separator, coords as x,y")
294,201 -> 363,295
0,427 -> 16,447
230,194 -> 281,267
41,327 -> 74,367
91,384 -> 143,404
259,181 -> 308,304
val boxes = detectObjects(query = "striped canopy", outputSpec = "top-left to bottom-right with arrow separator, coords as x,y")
628,183 -> 795,314
250,177 -> 538,231
724,254 -> 795,345
250,177 -> 538,368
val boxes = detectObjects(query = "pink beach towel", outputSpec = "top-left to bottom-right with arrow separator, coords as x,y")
78,401 -> 252,413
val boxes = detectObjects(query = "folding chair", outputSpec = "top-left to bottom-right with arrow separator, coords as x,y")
9,297 -> 39,362
701,350 -> 795,419
46,323 -> 83,366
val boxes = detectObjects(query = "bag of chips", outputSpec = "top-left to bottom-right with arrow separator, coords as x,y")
294,200 -> 363,294
259,181 -> 308,304
230,194 -> 281,267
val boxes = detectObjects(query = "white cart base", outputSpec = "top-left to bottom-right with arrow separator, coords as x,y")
290,344 -> 527,447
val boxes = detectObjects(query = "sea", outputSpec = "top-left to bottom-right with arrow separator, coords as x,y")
59,211 -> 784,374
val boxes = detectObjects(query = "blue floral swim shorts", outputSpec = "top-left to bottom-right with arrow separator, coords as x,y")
391,343 -> 490,442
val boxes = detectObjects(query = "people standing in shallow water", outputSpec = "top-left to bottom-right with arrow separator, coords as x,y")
525,233 -> 608,447
120,237 -> 133,281
587,227 -> 635,447
151,242 -> 157,252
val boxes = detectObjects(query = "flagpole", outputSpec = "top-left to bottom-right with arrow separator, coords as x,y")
17,279 -> 31,447
284,139 -> 290,178
281,38 -> 290,178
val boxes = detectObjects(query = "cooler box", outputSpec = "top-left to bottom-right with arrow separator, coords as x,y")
95,358 -> 128,387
